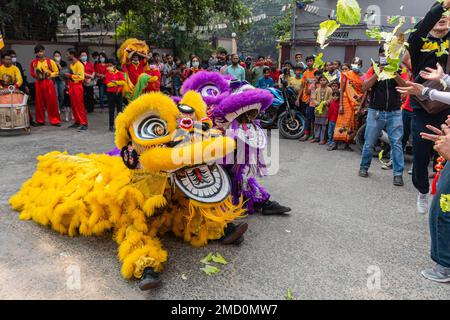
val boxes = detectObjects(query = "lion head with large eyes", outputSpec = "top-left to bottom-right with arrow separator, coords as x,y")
115,91 -> 236,203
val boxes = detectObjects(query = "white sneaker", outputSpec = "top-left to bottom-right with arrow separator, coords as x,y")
417,193 -> 429,215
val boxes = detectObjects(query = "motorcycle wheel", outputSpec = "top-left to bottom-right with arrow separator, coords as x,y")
355,124 -> 391,157
277,111 -> 306,139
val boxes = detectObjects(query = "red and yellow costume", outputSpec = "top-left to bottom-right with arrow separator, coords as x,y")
68,60 -> 88,126
0,64 -> 23,88
30,58 -> 61,125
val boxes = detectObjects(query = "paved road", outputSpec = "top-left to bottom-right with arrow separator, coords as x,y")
1,111 -> 448,300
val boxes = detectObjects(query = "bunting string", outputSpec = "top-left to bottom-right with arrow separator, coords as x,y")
303,3 -> 424,25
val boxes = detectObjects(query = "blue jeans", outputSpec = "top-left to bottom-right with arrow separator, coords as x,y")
54,79 -> 65,111
430,163 -> 450,268
360,108 -> 404,177
98,82 -> 107,109
328,121 -> 336,145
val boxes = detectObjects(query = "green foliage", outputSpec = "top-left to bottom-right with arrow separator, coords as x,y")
1,0 -> 249,60
336,0 -> 362,26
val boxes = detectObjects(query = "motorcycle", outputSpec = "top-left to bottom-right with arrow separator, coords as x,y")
258,79 -> 306,140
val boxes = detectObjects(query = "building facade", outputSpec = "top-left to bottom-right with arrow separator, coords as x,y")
281,0 -> 438,70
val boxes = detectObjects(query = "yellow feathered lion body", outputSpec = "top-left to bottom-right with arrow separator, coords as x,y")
9,91 -> 245,280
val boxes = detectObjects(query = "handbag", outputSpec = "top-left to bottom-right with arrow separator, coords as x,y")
413,54 -> 450,114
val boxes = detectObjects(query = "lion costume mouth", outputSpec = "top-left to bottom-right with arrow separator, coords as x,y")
174,164 -> 231,203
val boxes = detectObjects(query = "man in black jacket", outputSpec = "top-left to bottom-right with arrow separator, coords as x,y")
359,47 -> 407,186
409,0 -> 450,214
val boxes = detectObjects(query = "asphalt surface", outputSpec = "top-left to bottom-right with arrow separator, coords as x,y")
1,110 -> 449,300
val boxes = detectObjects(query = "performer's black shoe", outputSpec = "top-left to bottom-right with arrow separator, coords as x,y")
261,200 -> 291,216
30,120 -> 38,127
51,123 -> 62,127
35,122 -> 45,127
220,223 -> 248,245
233,235 -> 245,246
138,268 -> 162,291
68,123 -> 80,129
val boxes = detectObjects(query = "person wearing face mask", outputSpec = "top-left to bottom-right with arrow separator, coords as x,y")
330,57 -> 364,150
30,44 -> 61,127
104,60 -> 126,132
184,56 -> 201,79
208,51 -> 219,72
6,50 -> 36,126
0,52 -> 23,89
358,47 -> 407,186
53,51 -> 67,113
79,50 -> 96,113
95,53 -> 108,111
64,48 -> 88,131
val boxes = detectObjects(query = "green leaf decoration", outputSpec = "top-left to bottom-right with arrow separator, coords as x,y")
366,27 -> 382,43
200,252 -> 214,265
286,288 -> 294,300
313,53 -> 325,70
317,20 -> 341,49
404,28 -> 417,35
389,15 -> 400,25
316,101 -> 326,116
212,253 -> 228,265
336,0 -> 362,26
201,265 -> 220,275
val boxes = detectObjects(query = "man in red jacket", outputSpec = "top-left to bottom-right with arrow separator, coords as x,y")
30,44 -> 61,126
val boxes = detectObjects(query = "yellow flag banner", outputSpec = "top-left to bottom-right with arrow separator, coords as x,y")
0,32 -> 4,50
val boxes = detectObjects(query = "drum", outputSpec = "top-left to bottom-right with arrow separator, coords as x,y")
0,86 -> 30,134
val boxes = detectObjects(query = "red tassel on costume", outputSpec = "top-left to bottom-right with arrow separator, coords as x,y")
432,156 -> 446,196
431,171 -> 441,195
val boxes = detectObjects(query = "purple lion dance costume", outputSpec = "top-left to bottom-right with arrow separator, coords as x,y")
182,71 -> 291,216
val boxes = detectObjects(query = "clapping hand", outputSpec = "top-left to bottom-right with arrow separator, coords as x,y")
419,63 -> 445,82
396,81 -> 425,96
421,116 -> 450,160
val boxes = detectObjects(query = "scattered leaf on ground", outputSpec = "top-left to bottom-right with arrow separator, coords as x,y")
200,252 -> 214,265
212,253 -> 228,265
201,265 -> 220,275
286,288 -> 294,300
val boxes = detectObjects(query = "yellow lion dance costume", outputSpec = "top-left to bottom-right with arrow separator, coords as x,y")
9,91 -> 247,290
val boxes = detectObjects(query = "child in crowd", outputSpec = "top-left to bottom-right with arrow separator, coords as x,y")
257,67 -> 275,89
330,81 -> 340,94
300,69 -> 322,141
312,75 -> 332,145
173,61 -> 186,96
290,65 -> 304,96
327,92 -> 340,151
299,56 -> 318,140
